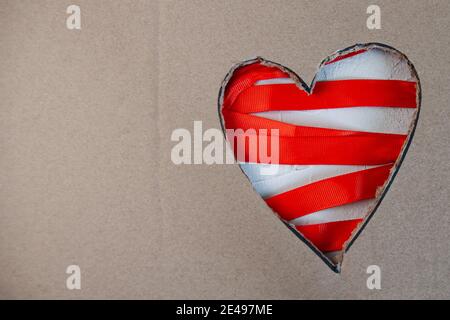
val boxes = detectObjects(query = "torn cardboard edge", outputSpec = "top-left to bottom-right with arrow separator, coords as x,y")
217,42 -> 422,273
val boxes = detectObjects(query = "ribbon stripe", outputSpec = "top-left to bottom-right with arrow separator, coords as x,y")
224,63 -> 289,108
229,80 -> 417,113
223,108 -> 410,137
229,133 -> 405,165
224,110 -> 406,164
295,219 -> 363,252
265,164 -> 393,221
324,49 -> 367,65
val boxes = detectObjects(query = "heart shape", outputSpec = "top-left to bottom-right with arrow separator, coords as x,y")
218,43 -> 421,272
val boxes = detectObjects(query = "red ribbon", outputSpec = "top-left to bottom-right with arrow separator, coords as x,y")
229,80 -> 417,113
224,63 -> 289,108
295,219 -> 363,252
325,49 -> 367,65
265,164 -> 393,221
223,109 -> 406,165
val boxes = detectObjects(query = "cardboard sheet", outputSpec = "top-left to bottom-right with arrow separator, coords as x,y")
0,0 -> 449,298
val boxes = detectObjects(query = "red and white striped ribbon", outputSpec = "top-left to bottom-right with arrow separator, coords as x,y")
221,46 -> 419,261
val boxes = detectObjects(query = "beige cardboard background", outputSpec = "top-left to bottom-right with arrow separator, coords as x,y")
0,0 -> 449,299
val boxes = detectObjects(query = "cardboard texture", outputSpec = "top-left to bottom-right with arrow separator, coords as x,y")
0,0 -> 449,299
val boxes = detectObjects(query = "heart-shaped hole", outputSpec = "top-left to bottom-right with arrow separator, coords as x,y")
218,43 -> 421,272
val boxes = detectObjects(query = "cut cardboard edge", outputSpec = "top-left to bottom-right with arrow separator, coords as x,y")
217,43 -> 421,273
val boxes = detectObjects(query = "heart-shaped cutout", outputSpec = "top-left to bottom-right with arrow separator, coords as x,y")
218,43 -> 421,272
